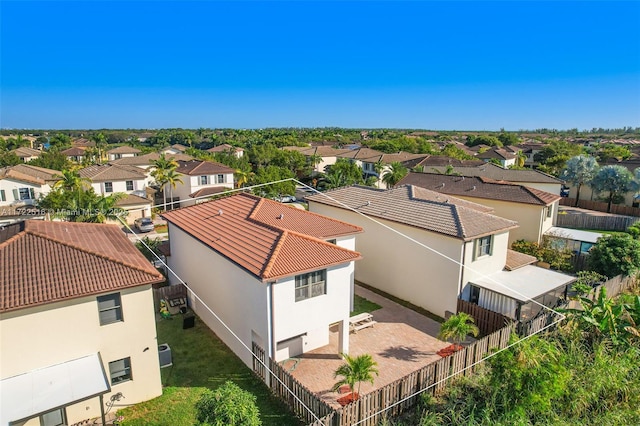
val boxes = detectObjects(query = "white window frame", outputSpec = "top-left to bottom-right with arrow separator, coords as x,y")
546,204 -> 553,218
200,175 -> 208,185
295,270 -> 326,302
474,235 -> 493,259
18,187 -> 35,200
217,174 -> 224,184
0,189 -> 5,202
40,408 -> 67,426
109,357 -> 132,385
126,180 -> 134,191
97,293 -> 123,325
104,182 -> 113,193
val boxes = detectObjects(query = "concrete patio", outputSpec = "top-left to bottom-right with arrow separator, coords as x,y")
283,285 -> 450,407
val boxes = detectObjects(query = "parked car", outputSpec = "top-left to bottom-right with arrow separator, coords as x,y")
274,195 -> 297,203
134,217 -> 155,233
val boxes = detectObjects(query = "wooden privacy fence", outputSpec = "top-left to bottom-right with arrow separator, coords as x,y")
559,197 -> 640,220
588,274 -> 637,301
556,212 -> 639,231
456,299 -> 511,335
152,284 -> 187,309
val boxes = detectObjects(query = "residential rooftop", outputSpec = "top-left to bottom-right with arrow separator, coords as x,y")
162,193 -> 363,282
399,172 -> 561,206
0,220 -> 164,313
107,145 -> 142,154
175,159 -> 235,176
78,163 -> 147,182
0,164 -> 60,185
306,185 -> 518,241
109,152 -> 193,166
436,163 -> 562,184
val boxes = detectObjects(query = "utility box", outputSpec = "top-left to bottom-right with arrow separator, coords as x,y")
158,343 -> 172,368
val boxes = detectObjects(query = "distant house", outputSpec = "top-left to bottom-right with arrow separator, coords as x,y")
564,159 -> 640,207
161,144 -> 188,155
477,148 -> 517,168
282,146 -> 353,175
544,226 -> 602,254
10,147 -> 41,163
399,172 -> 561,244
0,164 -> 60,207
110,152 -> 194,171
162,193 -> 362,367
169,160 -> 235,207
207,144 -> 244,158
307,185 -> 574,321
307,185 -> 518,318
79,164 -> 152,221
60,146 -> 87,163
107,146 -> 141,161
0,220 -> 164,426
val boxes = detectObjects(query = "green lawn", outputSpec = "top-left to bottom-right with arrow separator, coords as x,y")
117,316 -> 302,426
351,294 -> 382,317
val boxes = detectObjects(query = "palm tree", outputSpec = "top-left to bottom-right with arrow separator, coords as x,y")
307,153 -> 323,175
53,169 -> 89,192
234,169 -> 253,188
381,162 -> 408,189
149,153 -> 179,210
515,150 -> 527,168
164,169 -> 183,210
438,312 -> 480,346
332,353 -> 379,398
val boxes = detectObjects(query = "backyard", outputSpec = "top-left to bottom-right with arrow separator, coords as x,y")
117,315 -> 302,426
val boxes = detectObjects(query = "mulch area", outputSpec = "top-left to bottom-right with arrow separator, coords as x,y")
436,344 -> 463,357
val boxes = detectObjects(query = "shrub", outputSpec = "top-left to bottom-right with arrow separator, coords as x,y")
195,381 -> 261,426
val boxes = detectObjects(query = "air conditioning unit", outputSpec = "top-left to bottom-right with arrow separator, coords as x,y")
158,343 -> 172,368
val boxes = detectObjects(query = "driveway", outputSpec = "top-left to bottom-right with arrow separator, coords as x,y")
285,285 -> 450,407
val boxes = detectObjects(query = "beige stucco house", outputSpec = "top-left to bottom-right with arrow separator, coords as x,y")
162,193 -> 362,368
0,220 -> 164,426
10,147 -> 42,163
399,172 -> 561,244
169,159 -> 235,207
307,185 -> 519,318
0,164 -> 60,207
107,145 -> 141,161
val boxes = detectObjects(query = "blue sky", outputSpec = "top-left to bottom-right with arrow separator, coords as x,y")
1,1 -> 639,130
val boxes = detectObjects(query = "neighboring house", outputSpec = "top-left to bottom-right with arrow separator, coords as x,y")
517,143 -> 546,167
564,159 -> 640,207
414,155 -> 484,171
107,146 -> 141,161
0,220 -> 164,426
399,172 -> 561,244
78,164 -> 152,220
60,146 -> 87,163
282,146 -> 353,175
0,164 -> 60,207
544,226 -> 602,254
207,144 -> 245,158
162,193 -> 362,367
110,152 -> 194,171
425,163 -> 563,195
169,160 -> 235,207
10,147 -> 41,163
307,185 -> 518,318
71,138 -> 95,148
161,144 -> 188,155
477,147 -> 517,168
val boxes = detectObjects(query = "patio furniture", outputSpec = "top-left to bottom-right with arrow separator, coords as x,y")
349,312 -> 376,333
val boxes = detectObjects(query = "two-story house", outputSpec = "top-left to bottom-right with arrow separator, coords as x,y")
170,160 -> 235,207
207,144 -> 245,158
0,220 -> 164,426
399,172 -> 561,244
162,193 -> 362,368
10,147 -> 42,163
107,146 -> 142,161
0,164 -> 60,207
60,146 -> 88,163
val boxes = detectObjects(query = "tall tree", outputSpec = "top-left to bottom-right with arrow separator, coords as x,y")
381,162 -> 408,188
332,353 -> 379,398
164,169 -> 183,208
149,153 -> 179,210
589,165 -> 637,212
561,155 -> 599,207
53,169 -> 89,191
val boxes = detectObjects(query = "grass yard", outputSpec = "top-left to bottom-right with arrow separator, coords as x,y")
117,316 -> 302,426
351,294 -> 382,317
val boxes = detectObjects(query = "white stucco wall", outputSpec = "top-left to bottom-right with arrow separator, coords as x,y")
0,179 -> 51,207
170,173 -> 234,206
459,231 -> 511,301
165,223 -> 354,366
519,182 -> 562,195
91,178 -> 147,196
0,285 -> 162,425
309,202 -> 466,318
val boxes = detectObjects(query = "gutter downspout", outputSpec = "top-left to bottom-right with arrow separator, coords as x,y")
266,281 -> 276,387
458,242 -> 467,306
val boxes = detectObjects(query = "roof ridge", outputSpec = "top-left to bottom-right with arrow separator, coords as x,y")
450,204 -> 466,238
261,230 -> 287,278
25,227 -> 162,279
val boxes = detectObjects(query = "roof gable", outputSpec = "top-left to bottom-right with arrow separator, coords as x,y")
79,164 -> 147,181
175,160 -> 235,175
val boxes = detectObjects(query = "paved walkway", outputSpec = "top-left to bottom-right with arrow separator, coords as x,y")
286,285 -> 449,407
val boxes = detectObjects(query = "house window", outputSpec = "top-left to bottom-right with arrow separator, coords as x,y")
40,408 -> 67,426
474,235 -> 493,259
469,285 -> 480,304
200,175 -> 208,185
104,182 -> 113,193
109,357 -> 132,384
97,293 -> 123,325
126,180 -> 134,191
0,189 -> 5,202
295,270 -> 326,302
217,174 -> 225,184
17,188 -> 35,200
546,204 -> 553,218
327,239 -> 337,245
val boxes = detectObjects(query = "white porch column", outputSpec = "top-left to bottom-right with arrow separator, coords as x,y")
338,319 -> 349,355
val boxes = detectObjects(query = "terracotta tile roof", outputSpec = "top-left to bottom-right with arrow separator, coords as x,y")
505,249 -> 538,271
60,147 -> 87,156
115,193 -> 152,206
306,185 -> 518,241
162,193 -> 362,281
0,164 -> 61,185
416,156 -> 484,168
107,146 -> 141,154
189,186 -> 231,198
176,160 -> 235,176
442,163 -> 561,183
282,146 -> 353,157
169,144 -> 187,152
337,147 -> 385,161
477,148 -> 517,160
379,153 -> 430,168
110,152 -> 193,166
398,173 -> 561,206
71,138 -> 94,147
0,221 -> 164,313
79,164 -> 147,182
207,144 -> 244,153
410,186 -> 494,213
11,147 -> 41,158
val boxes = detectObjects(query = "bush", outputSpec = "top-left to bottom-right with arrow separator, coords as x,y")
587,234 -> 640,278
195,381 -> 261,426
